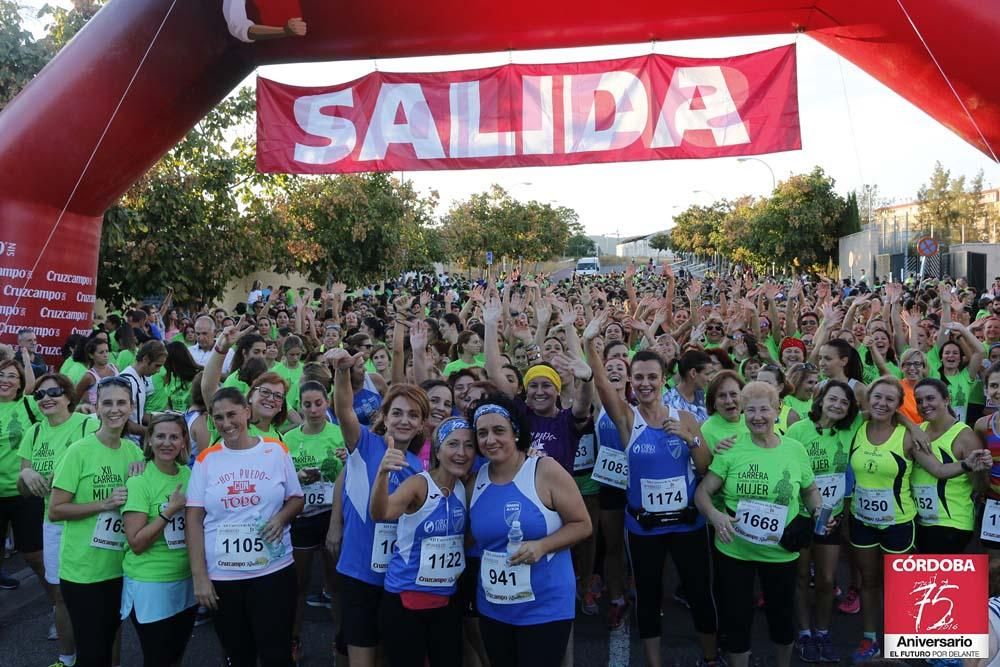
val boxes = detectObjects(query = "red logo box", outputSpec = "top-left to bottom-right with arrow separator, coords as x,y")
884,554 -> 988,660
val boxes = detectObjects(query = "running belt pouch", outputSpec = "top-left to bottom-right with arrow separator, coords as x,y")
631,505 -> 699,530
400,590 -> 450,610
778,515 -> 813,552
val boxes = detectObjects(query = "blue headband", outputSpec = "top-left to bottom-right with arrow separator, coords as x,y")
473,404 -> 518,434
434,417 -> 472,450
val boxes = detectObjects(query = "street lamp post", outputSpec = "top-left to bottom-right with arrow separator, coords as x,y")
737,157 -> 776,191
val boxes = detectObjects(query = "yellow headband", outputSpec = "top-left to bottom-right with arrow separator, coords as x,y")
524,364 -> 562,394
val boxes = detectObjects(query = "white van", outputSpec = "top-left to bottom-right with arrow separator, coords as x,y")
576,257 -> 600,276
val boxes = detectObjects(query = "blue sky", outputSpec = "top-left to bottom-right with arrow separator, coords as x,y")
21,2 -> 1000,237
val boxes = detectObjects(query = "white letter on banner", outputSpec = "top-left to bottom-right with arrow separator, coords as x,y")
449,81 -> 515,158
359,83 -> 445,161
293,90 -> 357,165
564,71 -> 648,153
521,76 -> 554,155
652,66 -> 749,148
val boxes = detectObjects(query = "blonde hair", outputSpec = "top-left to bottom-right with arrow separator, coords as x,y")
868,374 -> 904,408
142,413 -> 190,464
899,348 -> 928,376
740,381 -> 780,410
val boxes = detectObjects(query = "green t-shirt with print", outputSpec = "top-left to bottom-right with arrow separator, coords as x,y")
122,464 -> 192,582
709,432 -> 814,563
52,435 -> 144,583
701,413 -> 746,453
0,399 -> 35,497
283,422 -> 347,482
18,413 -> 99,514
165,375 -> 192,412
784,419 -> 856,516
272,362 -> 303,410
942,367 -> 976,422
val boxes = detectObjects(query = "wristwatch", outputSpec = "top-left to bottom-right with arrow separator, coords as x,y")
961,460 -> 972,472
688,436 -> 702,449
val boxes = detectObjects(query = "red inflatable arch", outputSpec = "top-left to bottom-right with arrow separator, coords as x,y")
0,0 -> 997,356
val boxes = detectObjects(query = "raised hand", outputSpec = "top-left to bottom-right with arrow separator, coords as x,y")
483,287 -> 502,326
409,319 -> 430,351
326,347 -> 364,370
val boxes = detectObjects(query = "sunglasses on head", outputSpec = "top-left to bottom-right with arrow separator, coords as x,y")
98,376 -> 131,389
34,387 -> 66,401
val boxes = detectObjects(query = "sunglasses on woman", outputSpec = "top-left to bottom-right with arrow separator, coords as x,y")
34,387 -> 66,400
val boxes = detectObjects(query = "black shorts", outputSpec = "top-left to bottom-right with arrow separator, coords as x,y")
291,511 -> 331,550
598,485 -> 627,512
0,494 -> 43,554
459,556 -> 481,618
848,516 -> 914,553
339,574 -> 384,648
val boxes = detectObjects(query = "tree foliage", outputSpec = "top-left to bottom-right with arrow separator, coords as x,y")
648,232 -> 671,253
440,186 -> 583,268
0,0 -> 50,110
917,162 -> 991,244
566,234 -> 597,258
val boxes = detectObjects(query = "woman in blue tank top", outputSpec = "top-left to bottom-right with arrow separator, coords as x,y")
370,417 -> 475,666
328,349 -> 427,667
467,394 -> 592,667
586,325 -> 720,667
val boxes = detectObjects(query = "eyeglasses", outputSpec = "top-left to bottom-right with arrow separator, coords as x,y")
902,361 -> 925,369
705,324 -> 723,332
360,343 -> 374,349
33,387 -> 66,401
254,387 -> 286,403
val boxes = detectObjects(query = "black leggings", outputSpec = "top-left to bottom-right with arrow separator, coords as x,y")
130,605 -> 197,667
714,548 -> 797,653
378,592 -> 463,666
915,524 -> 973,554
479,616 -> 573,667
626,526 -> 718,639
213,565 -> 297,667
60,577 -> 123,667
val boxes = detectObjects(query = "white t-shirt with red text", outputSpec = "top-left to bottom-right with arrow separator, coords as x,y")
187,437 -> 303,580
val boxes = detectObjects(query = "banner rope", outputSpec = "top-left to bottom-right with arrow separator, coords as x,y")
2,0 -> 181,331
836,55 -> 866,193
895,0 -> 999,163
4,0 -> 177,330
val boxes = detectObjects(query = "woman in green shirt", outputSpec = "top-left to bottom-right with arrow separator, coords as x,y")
695,381 -> 824,667
937,324 -> 984,424
49,377 -> 144,667
122,412 -> 195,667
443,330 -> 483,377
273,335 -> 306,410
163,342 -> 201,412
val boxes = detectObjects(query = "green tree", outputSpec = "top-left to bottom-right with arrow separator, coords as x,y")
270,172 -> 442,287
566,234 -> 597,258
668,202 -> 729,257
38,0 -> 104,51
98,87 -> 282,306
0,1 -> 50,110
916,161 -> 975,244
648,232 -> 671,253
839,191 -> 862,236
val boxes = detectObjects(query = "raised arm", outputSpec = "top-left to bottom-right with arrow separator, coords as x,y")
201,318 -> 255,401
583,313 -> 632,443
484,285 -> 517,397
409,319 -> 431,385
370,442 -> 424,521
328,348 -> 365,451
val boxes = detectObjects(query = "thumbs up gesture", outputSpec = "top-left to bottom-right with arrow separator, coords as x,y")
378,436 -> 407,475
166,484 -> 186,516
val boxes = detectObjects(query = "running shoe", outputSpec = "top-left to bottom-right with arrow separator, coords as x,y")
815,633 -> 840,663
607,600 -> 630,630
306,591 -> 333,609
581,590 -> 599,615
851,638 -> 881,663
0,570 -> 19,590
838,586 -> 861,614
797,634 -> 820,663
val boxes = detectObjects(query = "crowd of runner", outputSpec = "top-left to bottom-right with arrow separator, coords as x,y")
4,263 -> 1000,667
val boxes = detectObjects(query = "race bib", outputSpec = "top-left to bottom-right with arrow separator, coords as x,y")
640,477 -> 687,512
160,503 -> 186,550
480,549 -> 534,605
371,523 -> 398,573
734,499 -> 788,545
813,473 -> 846,509
912,485 -> 939,522
853,486 -> 894,527
592,447 -> 628,489
573,434 -> 596,473
983,499 -> 1000,543
416,534 -> 465,587
302,482 -> 334,514
91,510 -> 126,551
215,522 -> 268,571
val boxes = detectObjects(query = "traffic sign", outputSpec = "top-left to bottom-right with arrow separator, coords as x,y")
916,237 -> 939,257
486,251 -> 494,265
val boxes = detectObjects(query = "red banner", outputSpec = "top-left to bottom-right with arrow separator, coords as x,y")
256,45 -> 800,173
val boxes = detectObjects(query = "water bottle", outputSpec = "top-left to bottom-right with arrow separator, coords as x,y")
255,512 -> 287,560
506,520 -> 523,564
814,505 -> 833,536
